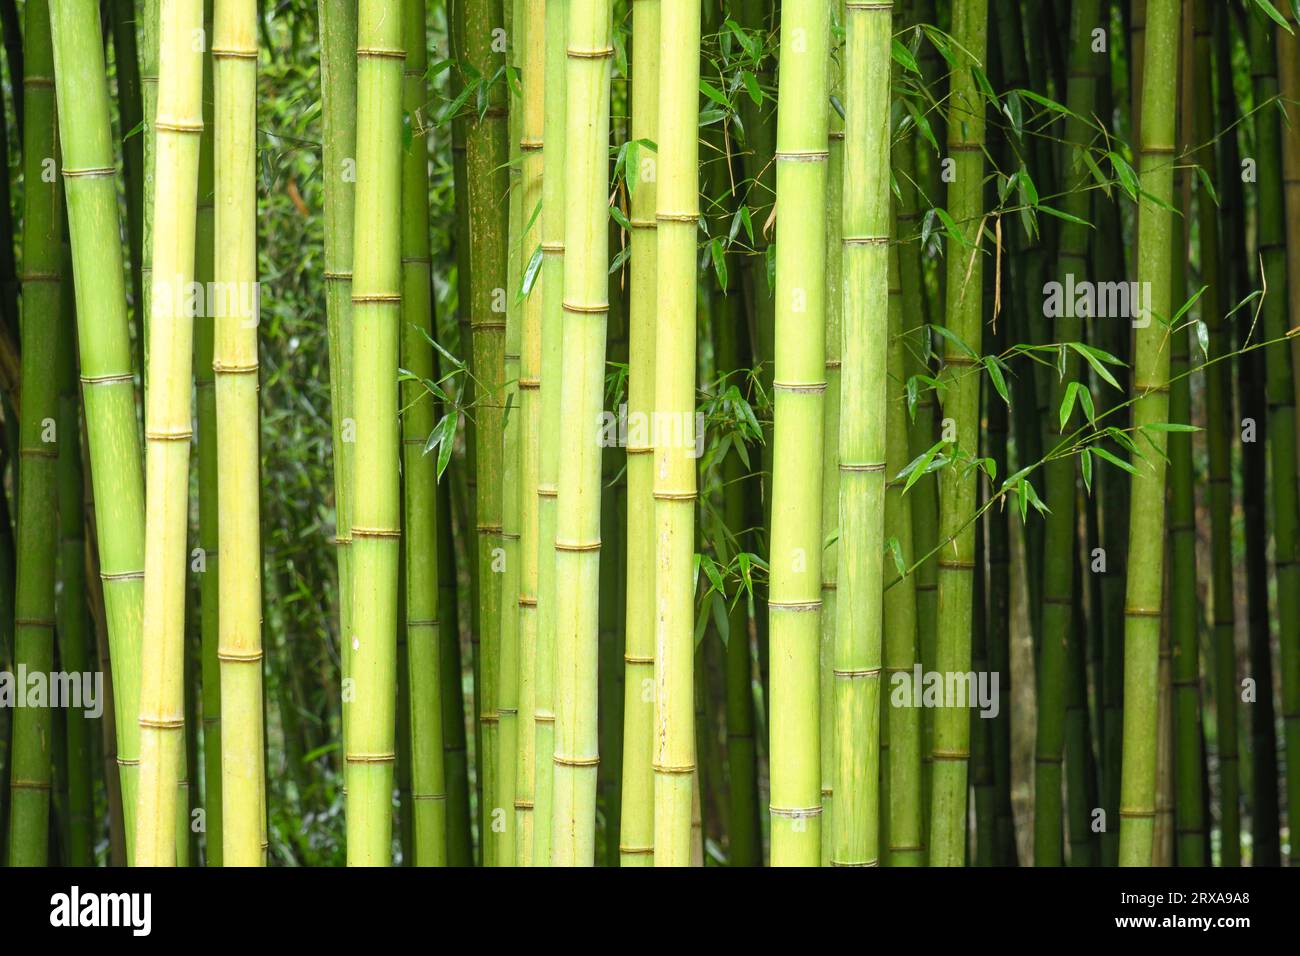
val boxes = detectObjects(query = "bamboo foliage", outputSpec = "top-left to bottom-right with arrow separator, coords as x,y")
6,0 -> 61,867
650,0 -> 699,868
551,0 -> 611,867
136,0 -> 205,867
618,0 -> 658,869
930,0 -> 987,867
832,0 -> 891,869
768,0 -> 829,868
346,0 -> 404,867
49,0 -> 148,860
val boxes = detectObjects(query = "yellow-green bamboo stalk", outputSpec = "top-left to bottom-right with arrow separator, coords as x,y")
649,0 -> 699,868
768,0 -> 830,869
135,0 -> 204,867
532,0 -> 566,866
1281,7 -> 1300,455
820,1 -> 845,865
399,0 -> 445,868
212,0 -> 264,867
194,0 -> 220,866
514,0 -> 546,866
346,0 -> 404,866
550,0 -> 612,867
929,0 -> 987,867
618,0 -> 658,868
831,0 -> 890,869
1118,0 -> 1180,867
141,0 -> 160,375
6,0 -> 61,866
49,0 -> 147,862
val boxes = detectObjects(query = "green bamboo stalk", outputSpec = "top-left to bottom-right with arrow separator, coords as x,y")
1118,0 -> 1180,867
141,0 -> 159,378
6,0 -> 61,865
135,0 -> 204,867
830,0 -> 890,869
618,0 -> 658,870
400,0 -> 446,867
56,239 -> 91,866
496,0 -> 524,868
49,0 -> 148,862
319,0 -> 357,802
194,0 -> 220,866
437,476 -> 473,864
109,0 -> 145,339
463,0 -> 509,865
929,0 -> 986,867
1033,0 -> 1098,868
767,0 -> 829,868
212,0 -> 264,867
885,146 -> 923,870
346,0 -> 404,866
512,0 -> 545,868
550,0 -> 611,867
819,0 -> 844,868
1168,1 -> 1204,866
531,0 -> 566,866
1281,6 -> 1300,457
1250,6 -> 1300,864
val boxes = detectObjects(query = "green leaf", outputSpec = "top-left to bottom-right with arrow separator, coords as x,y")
1195,165 -> 1219,206
710,238 -> 729,291
1059,381 -> 1079,431
887,536 -> 907,580
700,79 -> 731,110
892,38 -> 921,75
1069,342 -> 1122,390
899,440 -> 948,495
1080,449 -> 1093,495
1253,0 -> 1295,32
1092,444 -> 1138,476
1140,421 -> 1200,432
985,357 -> 1010,406
931,322 -> 979,360
521,245 -> 543,298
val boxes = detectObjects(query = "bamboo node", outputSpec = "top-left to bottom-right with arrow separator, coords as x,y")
14,617 -> 55,629
541,242 -> 565,254
768,600 -> 821,612
62,166 -> 116,179
324,270 -> 353,280
832,666 -> 881,679
138,716 -> 185,729
567,46 -> 615,59
554,754 -> 600,767
101,569 -> 145,582
498,707 -> 518,716
839,461 -> 886,473
1124,605 -> 1162,618
146,427 -> 194,442
356,47 -> 406,59
19,447 -> 58,461
555,539 -> 602,552
518,597 -> 538,608
769,805 -> 822,819
931,750 -> 970,761
845,1 -> 894,8
353,526 -> 401,538
775,149 -> 830,162
211,46 -> 259,60
619,845 -> 654,855
519,138 -> 544,151
154,119 -> 204,134
352,293 -> 402,305
80,372 -> 135,385
533,714 -> 556,724
537,484 -> 558,498
346,752 -> 397,764
410,793 -> 447,802
406,618 -> 439,628
116,758 -> 141,767
514,800 -> 535,809
10,779 -> 53,791
518,377 -> 541,390
830,859 -> 880,867
1118,808 -> 1156,819
652,762 -> 696,775
843,235 -> 890,246
401,255 -> 432,265
562,301 -> 610,315
943,355 -> 980,367
22,75 -> 53,88
626,444 -> 653,455
773,380 -> 827,394
656,212 -> 700,223
652,490 -> 698,502
937,558 -> 976,570
476,523 -> 503,534
19,271 -> 60,283
629,218 -> 657,230
623,654 -> 653,665
217,650 -> 264,663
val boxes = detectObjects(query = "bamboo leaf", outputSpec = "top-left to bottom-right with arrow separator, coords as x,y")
1091,444 -> 1138,476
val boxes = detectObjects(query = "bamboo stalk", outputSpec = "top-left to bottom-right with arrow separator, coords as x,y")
830,0 -> 890,869
319,0 -> 357,800
109,0 -> 145,341
1118,0 -> 1180,867
1249,6 -> 1300,865
514,0 -> 546,867
649,0 -> 699,868
49,0 -> 148,861
345,0 -> 404,866
1033,0 -> 1098,867
549,0 -> 611,867
618,0 -> 658,870
929,0 -> 987,867
6,0 -> 61,866
1282,4 -> 1300,466
194,0 -> 220,866
141,0 -> 159,379
56,239 -> 92,866
767,0 -> 829,868
463,0 -> 509,864
532,0 -> 566,866
398,0 -> 446,868
135,0 -> 205,867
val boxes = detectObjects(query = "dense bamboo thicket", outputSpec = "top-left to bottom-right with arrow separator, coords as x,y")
2,0 -> 1300,872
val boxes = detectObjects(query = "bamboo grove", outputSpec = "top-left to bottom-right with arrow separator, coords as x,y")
0,0 -> 1297,869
